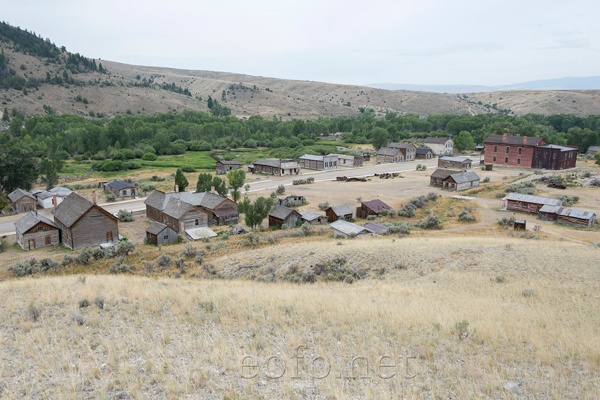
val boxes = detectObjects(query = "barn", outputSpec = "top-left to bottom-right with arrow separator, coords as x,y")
216,160 -> 241,175
438,156 -> 472,169
501,193 -> 562,214
442,171 -> 480,191
15,211 -> 61,251
356,199 -> 393,218
325,204 -> 353,222
8,189 -> 38,213
146,222 -> 179,245
299,210 -> 328,225
269,206 -> 301,228
430,169 -> 461,187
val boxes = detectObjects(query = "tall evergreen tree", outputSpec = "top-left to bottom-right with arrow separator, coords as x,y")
174,168 -> 188,192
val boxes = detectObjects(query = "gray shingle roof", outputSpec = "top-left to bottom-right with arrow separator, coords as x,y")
448,171 -> 480,184
439,156 -> 473,163
146,222 -> 169,235
484,134 -> 545,146
162,198 -> 195,219
144,190 -> 229,211
106,181 -> 136,191
328,204 -> 353,216
431,169 -> 461,179
35,186 -> 73,200
299,210 -> 326,222
388,142 -> 415,149
269,205 -> 297,220
377,147 -> 401,156
253,159 -> 281,168
425,137 -> 452,144
8,188 -> 35,203
416,147 -> 433,155
503,193 -> 562,206
14,211 -> 59,234
329,220 -> 368,236
52,193 -> 94,227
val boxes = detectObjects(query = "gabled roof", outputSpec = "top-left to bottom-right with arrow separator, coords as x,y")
35,186 -> 73,200
269,205 -> 299,220
53,193 -> 113,228
146,221 -> 170,235
377,147 -> 401,156
587,146 -> 600,153
217,160 -> 241,165
329,220 -> 368,236
299,210 -> 327,222
363,222 -> 389,235
503,193 -> 562,206
300,154 -> 325,161
431,169 -> 462,179
447,171 -> 480,184
558,208 -> 596,220
425,137 -> 452,144
8,188 -> 35,203
388,142 -> 416,149
106,180 -> 136,191
362,199 -> 393,214
328,204 -> 353,216
439,156 -> 472,163
416,147 -> 433,155
484,134 -> 545,146
538,205 -> 563,214
144,190 -> 230,212
253,159 -> 281,168
162,198 -> 196,219
14,211 -> 59,234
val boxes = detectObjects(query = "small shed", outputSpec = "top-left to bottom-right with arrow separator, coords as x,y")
557,208 -> 597,228
104,181 -> 138,198
15,211 -> 61,250
329,220 -> 369,238
430,169 -> 461,187
442,171 -> 480,191
299,210 -> 328,225
8,189 -> 38,213
538,205 -> 563,221
514,219 -> 526,230
146,222 -> 179,246
363,222 -> 389,235
269,206 -> 301,228
356,199 -> 393,218
438,156 -> 472,169
325,204 -> 353,222
416,147 -> 434,159
216,160 -> 241,175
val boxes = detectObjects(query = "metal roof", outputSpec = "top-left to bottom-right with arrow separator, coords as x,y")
388,142 -> 415,149
559,208 -> 596,220
300,154 -> 325,161
439,156 -> 473,163
217,160 -> 241,165
329,220 -> 368,236
299,210 -> 326,221
538,205 -> 563,214
328,204 -> 353,216
14,211 -> 59,233
448,171 -> 480,184
269,205 -> 298,220
253,159 -> 281,168
106,181 -> 136,191
281,161 -> 299,169
363,222 -> 389,235
538,144 -> 578,152
503,193 -> 563,207
35,186 -> 73,199
430,169 -> 461,179
186,227 -> 217,240
484,134 -> 545,146
376,147 -> 401,156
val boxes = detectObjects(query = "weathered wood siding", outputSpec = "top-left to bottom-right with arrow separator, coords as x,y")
182,209 -> 209,232
68,207 -> 119,250
17,222 -> 60,250
147,227 -> 179,245
146,205 -> 163,222
506,200 -> 543,214
11,197 -> 37,213
557,214 -> 596,228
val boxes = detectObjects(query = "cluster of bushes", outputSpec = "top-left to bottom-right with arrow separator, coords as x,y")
292,177 -> 315,185
558,195 -> 579,206
458,210 -> 476,222
9,257 -> 59,277
283,256 -> 364,284
540,174 -> 566,186
382,221 -> 411,235
150,175 -> 166,182
91,160 -> 142,172
416,164 -> 427,171
117,209 -> 134,222
591,178 -> 600,187
413,215 -> 443,229
397,193 -> 438,217
243,232 -> 276,247
497,216 -> 516,227
505,181 -> 535,195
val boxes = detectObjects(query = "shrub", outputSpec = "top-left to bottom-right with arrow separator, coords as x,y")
62,254 -> 75,266
318,202 -> 330,211
497,216 -> 516,227
76,247 -> 93,265
455,320 -> 469,340
94,295 -> 105,309
416,164 -> 422,170
590,178 -> 600,187
300,222 -> 312,236
397,204 -> 417,218
195,254 -> 204,265
105,193 -> 117,202
182,244 -> 197,258
386,221 -> 411,235
246,232 -> 260,246
505,182 -> 535,195
367,215 -> 376,221
26,301 -> 40,322
157,254 -> 172,267
109,263 -> 130,274
214,242 -> 228,249
270,191 -> 277,198
142,152 -> 158,161
78,298 -> 90,308
495,275 -> 506,283
150,175 -> 166,182
482,177 -> 490,183
558,195 -> 579,206
276,184 -> 286,195
521,288 -> 536,297
117,209 -> 134,222
181,165 -> 196,173
415,216 -> 443,229
458,211 -> 476,222
116,240 -> 135,256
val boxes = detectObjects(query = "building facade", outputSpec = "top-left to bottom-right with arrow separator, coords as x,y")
424,137 -> 454,155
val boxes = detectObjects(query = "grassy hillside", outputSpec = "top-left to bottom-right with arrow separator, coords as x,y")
1,236 -> 599,398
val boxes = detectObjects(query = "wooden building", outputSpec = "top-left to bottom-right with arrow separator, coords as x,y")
388,142 -> 417,161
356,199 -> 393,219
299,210 -> 328,225
325,204 -> 353,222
145,190 -> 238,227
532,145 -> 578,170
216,160 -> 241,175
145,222 -> 179,245
277,196 -> 305,207
363,222 -> 389,235
430,169 -> 461,187
248,159 -> 300,175
15,211 -> 60,251
269,206 -> 301,228
52,193 -> 119,250
8,189 -> 37,213
330,154 -> 364,167
104,181 -> 138,198
586,146 -> 600,156
538,205 -> 596,228
376,147 -> 404,163
160,198 -> 209,233
416,147 -> 434,159
424,137 -> 454,155
299,154 -> 338,170
442,171 -> 480,191
31,187 -> 73,209
438,156 -> 472,169
501,193 -> 562,214
329,220 -> 369,238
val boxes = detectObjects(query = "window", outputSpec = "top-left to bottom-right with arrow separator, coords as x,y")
106,231 -> 113,242
493,156 -> 496,162
506,146 -> 510,154
518,147 -> 522,155
505,157 -> 509,163
164,235 -> 169,240
38,226 -> 44,232
195,219 -> 199,226
517,158 -> 521,165
494,145 -> 497,152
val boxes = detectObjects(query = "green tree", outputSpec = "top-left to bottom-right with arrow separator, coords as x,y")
9,116 -> 22,135
211,176 -> 228,197
196,172 -> 212,192
174,168 -> 188,192
1,107 -> 8,122
227,169 -> 246,203
0,142 -> 39,195
454,131 -> 474,151
370,127 -> 390,149
237,196 -> 274,229
39,157 -> 63,190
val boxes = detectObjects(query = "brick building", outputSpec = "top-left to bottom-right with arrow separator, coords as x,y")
484,133 -> 545,167
532,145 -> 578,170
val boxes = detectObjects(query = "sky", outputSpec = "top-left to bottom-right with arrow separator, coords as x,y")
2,0 -> 599,86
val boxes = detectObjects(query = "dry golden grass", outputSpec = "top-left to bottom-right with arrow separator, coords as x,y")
1,236 -> 599,399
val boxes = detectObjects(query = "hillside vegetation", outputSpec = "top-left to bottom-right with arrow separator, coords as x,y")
2,23 -> 600,120
1,237 -> 599,398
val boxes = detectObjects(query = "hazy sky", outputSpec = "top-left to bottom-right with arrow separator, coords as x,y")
2,0 -> 599,86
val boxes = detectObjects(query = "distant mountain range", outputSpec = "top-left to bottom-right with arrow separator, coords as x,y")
366,76 -> 600,93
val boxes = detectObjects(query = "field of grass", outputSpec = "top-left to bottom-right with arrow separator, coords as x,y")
1,236 -> 599,398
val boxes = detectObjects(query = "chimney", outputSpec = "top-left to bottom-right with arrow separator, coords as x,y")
52,194 -> 58,210
516,134 -> 520,137
177,200 -> 181,207
211,186 -> 216,194
92,190 -> 96,204
535,135 -> 540,138
502,133 -> 507,143
175,185 -> 179,193
523,136 -> 527,144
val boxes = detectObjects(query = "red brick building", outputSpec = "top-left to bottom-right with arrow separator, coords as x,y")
484,134 -> 545,167
532,145 -> 578,170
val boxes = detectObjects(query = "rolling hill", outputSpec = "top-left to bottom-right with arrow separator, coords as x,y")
1,23 -> 600,120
